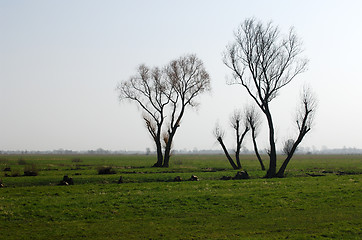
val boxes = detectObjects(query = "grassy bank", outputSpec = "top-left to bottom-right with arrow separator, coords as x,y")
0,154 -> 361,239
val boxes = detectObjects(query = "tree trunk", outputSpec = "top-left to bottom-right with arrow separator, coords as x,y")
276,155 -> 291,178
152,140 -> 163,167
235,127 -> 248,169
217,137 -> 239,170
251,128 -> 265,171
235,120 -> 242,169
276,145 -> 297,178
276,132 -> 306,177
235,145 -> 241,169
151,124 -> 164,167
163,131 -> 176,168
163,142 -> 171,168
264,106 -> 277,178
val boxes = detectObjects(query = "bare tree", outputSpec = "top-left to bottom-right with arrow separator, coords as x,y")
276,87 -> 316,177
117,65 -> 170,167
118,54 -> 211,168
224,18 -> 311,178
213,109 -> 249,170
245,106 -> 265,170
213,123 -> 239,170
231,109 -> 249,168
162,54 -> 211,167
282,139 -> 295,155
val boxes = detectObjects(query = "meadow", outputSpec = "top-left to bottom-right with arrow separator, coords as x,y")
0,154 -> 361,239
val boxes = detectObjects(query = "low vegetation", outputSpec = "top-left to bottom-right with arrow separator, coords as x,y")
0,154 -> 361,239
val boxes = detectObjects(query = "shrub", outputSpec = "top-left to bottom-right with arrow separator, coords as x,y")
24,164 -> 39,176
59,175 -> 74,185
97,166 -> 116,175
11,169 -> 21,177
3,166 -> 11,172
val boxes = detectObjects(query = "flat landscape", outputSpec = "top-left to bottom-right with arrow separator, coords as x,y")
0,154 -> 361,239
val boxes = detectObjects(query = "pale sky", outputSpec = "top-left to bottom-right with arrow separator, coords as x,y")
1,0 -> 362,152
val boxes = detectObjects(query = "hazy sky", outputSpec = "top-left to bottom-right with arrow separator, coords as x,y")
1,0 -> 362,152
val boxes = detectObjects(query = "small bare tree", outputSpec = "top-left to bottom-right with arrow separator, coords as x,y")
213,123 -> 238,169
245,106 -> 265,170
214,109 -> 249,170
276,87 -> 317,177
282,139 -> 295,155
231,109 -> 250,168
224,18 -> 312,177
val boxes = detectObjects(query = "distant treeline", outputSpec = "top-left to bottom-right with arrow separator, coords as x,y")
1,147 -> 362,155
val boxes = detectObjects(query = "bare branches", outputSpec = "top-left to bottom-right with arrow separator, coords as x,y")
245,105 -> 261,134
213,122 -> 239,170
282,139 -> 295,155
117,64 -> 170,124
213,122 -> 225,141
117,54 -> 211,167
276,86 -> 317,177
224,18 -> 308,110
166,54 -> 211,107
162,54 -> 211,166
214,107 -> 251,170
230,109 -> 244,131
143,114 -> 157,139
224,18 -> 312,177
296,86 -> 317,134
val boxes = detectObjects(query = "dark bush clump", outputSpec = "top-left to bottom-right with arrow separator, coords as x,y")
173,176 -> 182,182
233,171 -> 249,179
10,169 -> 21,177
189,175 -> 199,181
59,175 -> 74,185
24,164 -> 39,176
97,166 -> 116,175
3,167 -> 11,172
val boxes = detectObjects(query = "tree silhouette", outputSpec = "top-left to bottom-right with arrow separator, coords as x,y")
214,109 -> 249,170
245,105 -> 265,170
118,54 -> 211,167
224,18 -> 315,177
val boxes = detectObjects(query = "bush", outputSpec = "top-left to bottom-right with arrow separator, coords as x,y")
24,164 -> 39,176
3,166 -> 11,172
97,166 -> 116,175
10,169 -> 21,177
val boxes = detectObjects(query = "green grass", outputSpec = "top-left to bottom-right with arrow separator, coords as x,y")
0,154 -> 361,239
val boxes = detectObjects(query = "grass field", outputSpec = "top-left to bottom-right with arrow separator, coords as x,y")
0,154 -> 361,239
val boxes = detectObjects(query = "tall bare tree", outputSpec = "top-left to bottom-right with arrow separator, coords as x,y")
224,18 -> 312,177
117,54 -> 210,167
162,54 -> 211,167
